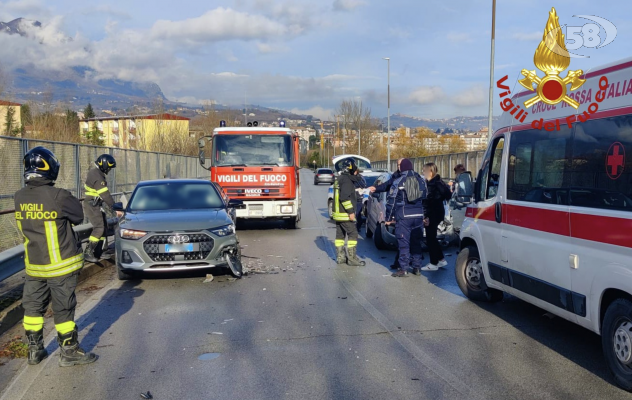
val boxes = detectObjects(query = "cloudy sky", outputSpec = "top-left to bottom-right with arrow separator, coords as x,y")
0,0 -> 630,119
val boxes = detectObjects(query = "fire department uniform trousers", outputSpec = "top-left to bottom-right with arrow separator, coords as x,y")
333,173 -> 359,249
84,167 -> 114,257
15,178 -> 85,335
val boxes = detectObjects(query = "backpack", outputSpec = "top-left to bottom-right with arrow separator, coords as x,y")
404,172 -> 426,203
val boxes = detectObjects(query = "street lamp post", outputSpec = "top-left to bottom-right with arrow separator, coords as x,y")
487,0 -> 496,141
342,115 -> 346,154
383,57 -> 391,169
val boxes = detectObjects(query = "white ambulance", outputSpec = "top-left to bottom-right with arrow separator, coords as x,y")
457,57 -> 632,390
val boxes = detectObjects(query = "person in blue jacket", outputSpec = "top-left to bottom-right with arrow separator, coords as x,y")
370,158 -> 427,277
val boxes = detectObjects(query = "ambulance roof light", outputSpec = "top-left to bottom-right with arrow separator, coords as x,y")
219,120 -> 226,127
279,121 -> 286,127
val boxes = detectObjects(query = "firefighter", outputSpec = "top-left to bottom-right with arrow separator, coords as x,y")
332,158 -> 366,266
370,158 -> 427,277
15,146 -> 97,367
83,154 -> 116,263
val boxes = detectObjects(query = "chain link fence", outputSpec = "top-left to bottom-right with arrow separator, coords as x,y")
0,136 -> 208,252
372,150 -> 486,179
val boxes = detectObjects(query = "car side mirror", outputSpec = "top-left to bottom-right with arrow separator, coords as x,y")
113,202 -> 124,212
228,199 -> 246,210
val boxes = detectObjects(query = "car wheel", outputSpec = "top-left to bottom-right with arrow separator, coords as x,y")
602,298 -> 632,391
455,245 -> 503,302
366,224 -> 373,238
117,266 -> 137,281
328,200 -> 334,220
314,181 -> 318,185
374,222 -> 389,250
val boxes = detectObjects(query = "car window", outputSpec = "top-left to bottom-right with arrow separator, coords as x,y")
479,137 -> 505,200
318,169 -> 333,174
130,183 -> 224,211
364,176 -> 379,187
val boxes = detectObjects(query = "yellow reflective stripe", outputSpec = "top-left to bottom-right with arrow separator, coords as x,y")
347,241 -> 357,248
335,240 -> 345,246
26,254 -> 84,273
89,236 -> 100,242
55,321 -> 76,335
84,185 -> 99,196
333,212 -> 350,221
342,200 -> 353,208
17,221 -> 31,266
45,221 -> 60,264
95,186 -> 109,194
24,315 -> 44,330
26,260 -> 83,278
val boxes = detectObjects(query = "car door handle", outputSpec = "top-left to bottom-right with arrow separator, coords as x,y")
495,202 -> 502,224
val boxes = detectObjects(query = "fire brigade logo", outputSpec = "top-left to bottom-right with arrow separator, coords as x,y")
606,142 -> 625,180
519,7 -> 586,109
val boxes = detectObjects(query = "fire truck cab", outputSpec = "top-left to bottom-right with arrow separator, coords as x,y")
198,121 -> 301,228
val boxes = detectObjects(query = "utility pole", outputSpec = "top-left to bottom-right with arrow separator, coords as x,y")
487,0 -> 496,141
342,114 -> 346,154
383,57 -> 391,168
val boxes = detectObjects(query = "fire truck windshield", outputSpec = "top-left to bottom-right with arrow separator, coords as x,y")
214,134 -> 293,167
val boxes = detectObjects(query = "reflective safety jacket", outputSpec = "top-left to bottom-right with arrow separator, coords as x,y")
14,178 -> 84,278
333,173 -> 357,221
386,170 -> 427,221
84,167 -> 114,207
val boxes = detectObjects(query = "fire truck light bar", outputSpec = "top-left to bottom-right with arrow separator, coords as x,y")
219,120 -> 226,127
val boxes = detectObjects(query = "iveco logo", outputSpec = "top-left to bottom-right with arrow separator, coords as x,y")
168,235 -> 190,244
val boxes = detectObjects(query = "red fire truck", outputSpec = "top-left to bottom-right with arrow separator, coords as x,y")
198,121 -> 301,228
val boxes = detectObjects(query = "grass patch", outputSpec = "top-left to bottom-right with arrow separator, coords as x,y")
0,336 -> 28,359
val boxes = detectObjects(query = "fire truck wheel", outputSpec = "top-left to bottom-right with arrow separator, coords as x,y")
285,217 -> 298,229
455,245 -> 503,303
602,298 -> 632,391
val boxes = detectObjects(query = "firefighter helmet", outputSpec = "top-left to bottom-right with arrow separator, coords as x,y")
24,146 -> 60,181
95,154 -> 116,174
340,158 -> 357,174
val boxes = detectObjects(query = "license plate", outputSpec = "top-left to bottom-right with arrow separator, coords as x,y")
164,244 -> 194,253
249,210 -> 263,216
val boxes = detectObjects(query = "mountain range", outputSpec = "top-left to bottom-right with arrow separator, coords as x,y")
383,114 -> 499,132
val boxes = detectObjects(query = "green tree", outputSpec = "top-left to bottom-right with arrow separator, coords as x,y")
4,106 -> 19,136
308,134 -> 318,149
21,104 -> 32,127
84,103 -> 96,119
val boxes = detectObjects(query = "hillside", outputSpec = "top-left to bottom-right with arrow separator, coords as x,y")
384,114 -> 499,132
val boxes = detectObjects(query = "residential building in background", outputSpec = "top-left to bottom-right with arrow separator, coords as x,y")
79,113 -> 190,149
0,100 -> 22,136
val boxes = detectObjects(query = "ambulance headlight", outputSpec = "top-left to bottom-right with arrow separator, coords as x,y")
280,205 -> 293,214
120,229 -> 147,240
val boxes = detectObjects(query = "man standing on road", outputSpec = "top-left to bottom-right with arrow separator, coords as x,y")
15,146 -> 98,367
369,158 -> 404,270
332,158 -> 366,266
83,154 -> 116,263
370,159 -> 427,277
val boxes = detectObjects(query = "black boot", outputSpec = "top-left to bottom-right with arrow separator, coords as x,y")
57,329 -> 97,367
346,247 -> 366,267
335,246 -> 346,264
83,242 -> 98,263
391,268 -> 408,277
25,329 -> 48,365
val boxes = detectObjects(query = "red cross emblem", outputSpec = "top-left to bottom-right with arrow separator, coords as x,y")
606,142 -> 625,180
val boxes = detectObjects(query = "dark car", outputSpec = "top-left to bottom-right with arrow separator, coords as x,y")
114,179 -> 245,280
314,168 -> 335,185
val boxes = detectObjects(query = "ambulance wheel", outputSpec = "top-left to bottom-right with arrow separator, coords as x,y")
455,245 -> 503,303
328,200 -> 334,220
602,298 -> 632,391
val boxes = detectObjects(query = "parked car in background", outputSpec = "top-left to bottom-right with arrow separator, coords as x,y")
326,154 -> 380,220
114,179 -> 245,280
314,168 -> 335,185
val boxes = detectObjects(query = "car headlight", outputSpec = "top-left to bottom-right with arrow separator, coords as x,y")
210,224 -> 235,237
120,229 -> 147,240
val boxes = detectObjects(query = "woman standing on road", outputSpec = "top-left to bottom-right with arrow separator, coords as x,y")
421,163 -> 451,272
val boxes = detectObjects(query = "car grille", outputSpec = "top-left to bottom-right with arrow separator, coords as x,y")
143,233 -> 214,262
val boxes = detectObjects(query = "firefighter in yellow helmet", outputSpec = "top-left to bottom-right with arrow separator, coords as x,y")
332,158 -> 366,266
15,146 -> 97,366
83,154 -> 116,262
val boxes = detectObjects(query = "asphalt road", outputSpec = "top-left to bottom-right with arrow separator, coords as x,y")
1,168 -> 631,400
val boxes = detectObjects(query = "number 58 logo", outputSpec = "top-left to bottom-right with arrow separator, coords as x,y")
548,15 -> 617,58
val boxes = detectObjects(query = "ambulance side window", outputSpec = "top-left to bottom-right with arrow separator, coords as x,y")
570,115 -> 632,212
479,137 -> 505,201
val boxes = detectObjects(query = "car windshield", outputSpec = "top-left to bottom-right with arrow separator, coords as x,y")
213,134 -> 293,167
129,183 -> 224,211
363,176 -> 379,186
318,169 -> 333,174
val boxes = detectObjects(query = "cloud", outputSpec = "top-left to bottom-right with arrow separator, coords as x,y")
409,86 -> 445,105
512,32 -> 542,41
256,42 -> 289,54
0,0 -> 51,21
451,84 -> 487,107
82,5 -> 132,20
446,32 -> 472,43
388,27 -> 411,39
290,106 -> 334,120
332,0 -> 366,12
150,8 -> 290,43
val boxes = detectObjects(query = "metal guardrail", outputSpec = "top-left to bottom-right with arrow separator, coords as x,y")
0,217 -> 119,282
371,150 -> 486,178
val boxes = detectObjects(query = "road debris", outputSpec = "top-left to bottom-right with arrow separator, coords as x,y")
211,332 -> 223,335
203,274 -> 214,283
140,391 -> 153,399
0,336 -> 28,359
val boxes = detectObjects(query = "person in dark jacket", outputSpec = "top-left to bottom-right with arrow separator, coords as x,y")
15,146 -> 97,367
370,158 -> 427,277
83,154 -> 116,262
332,159 -> 366,266
352,173 -> 367,230
421,162 -> 451,271
370,158 -> 404,270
